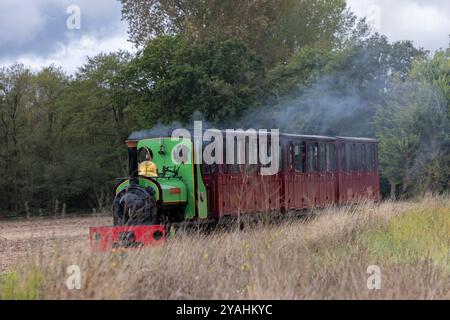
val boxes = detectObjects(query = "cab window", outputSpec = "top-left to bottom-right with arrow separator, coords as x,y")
138,147 -> 153,163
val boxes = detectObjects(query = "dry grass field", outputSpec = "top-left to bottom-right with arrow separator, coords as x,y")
0,195 -> 449,300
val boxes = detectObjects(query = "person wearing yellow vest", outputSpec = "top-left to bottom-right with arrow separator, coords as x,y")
139,151 -> 158,177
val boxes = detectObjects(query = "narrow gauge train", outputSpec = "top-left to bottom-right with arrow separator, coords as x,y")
90,131 -> 380,250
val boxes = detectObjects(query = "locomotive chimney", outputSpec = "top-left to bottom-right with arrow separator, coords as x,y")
126,140 -> 138,184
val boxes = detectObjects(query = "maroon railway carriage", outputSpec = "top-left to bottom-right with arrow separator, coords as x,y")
90,132 -> 380,250
201,134 -> 380,219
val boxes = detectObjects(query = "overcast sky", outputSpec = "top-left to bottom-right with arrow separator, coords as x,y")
0,0 -> 448,74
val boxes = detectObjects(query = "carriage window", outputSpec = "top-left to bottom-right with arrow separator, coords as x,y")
245,164 -> 256,174
352,144 -> 357,171
307,144 -> 313,172
319,143 -> 327,172
225,138 -> 240,173
245,138 -> 257,174
368,144 -> 377,172
328,144 -> 337,172
339,144 -> 346,172
314,143 -> 319,172
366,144 -> 373,172
279,146 -> 283,174
345,144 -> 352,171
355,144 -> 362,171
307,143 -> 318,173
373,144 -> 378,171
202,163 -> 217,174
302,142 -> 307,172
360,144 -> 367,171
372,145 -> 376,171
288,144 -> 293,168
293,144 -> 300,169
222,143 -> 228,173
234,141 -> 241,173
346,144 -> 357,171
293,143 -> 304,172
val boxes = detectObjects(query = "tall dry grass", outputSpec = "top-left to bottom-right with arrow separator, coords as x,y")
1,195 -> 449,300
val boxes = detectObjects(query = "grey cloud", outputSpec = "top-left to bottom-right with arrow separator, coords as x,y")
0,0 -> 124,59
1,0 -> 448,72
348,0 -> 450,51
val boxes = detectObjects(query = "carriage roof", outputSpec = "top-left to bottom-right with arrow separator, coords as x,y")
129,129 -> 378,144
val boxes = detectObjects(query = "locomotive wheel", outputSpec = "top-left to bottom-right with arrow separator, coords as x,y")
113,185 -> 158,226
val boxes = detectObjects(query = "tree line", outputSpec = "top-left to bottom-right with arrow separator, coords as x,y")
0,0 -> 448,215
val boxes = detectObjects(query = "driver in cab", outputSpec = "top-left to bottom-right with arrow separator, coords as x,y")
139,150 -> 158,178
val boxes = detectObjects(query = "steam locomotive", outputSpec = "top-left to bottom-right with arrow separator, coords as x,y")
90,131 -> 380,250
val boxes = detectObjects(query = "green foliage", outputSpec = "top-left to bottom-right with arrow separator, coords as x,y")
127,36 -> 265,125
119,0 -> 361,66
0,64 -> 33,211
0,268 -> 44,300
375,50 -> 450,196
0,54 -> 141,214
268,47 -> 332,97
52,52 -> 140,210
361,208 -> 450,272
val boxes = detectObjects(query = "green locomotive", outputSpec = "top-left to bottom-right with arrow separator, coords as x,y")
113,138 -> 208,226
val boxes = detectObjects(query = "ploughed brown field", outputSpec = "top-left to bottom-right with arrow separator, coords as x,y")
0,195 -> 449,300
0,216 -> 111,274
